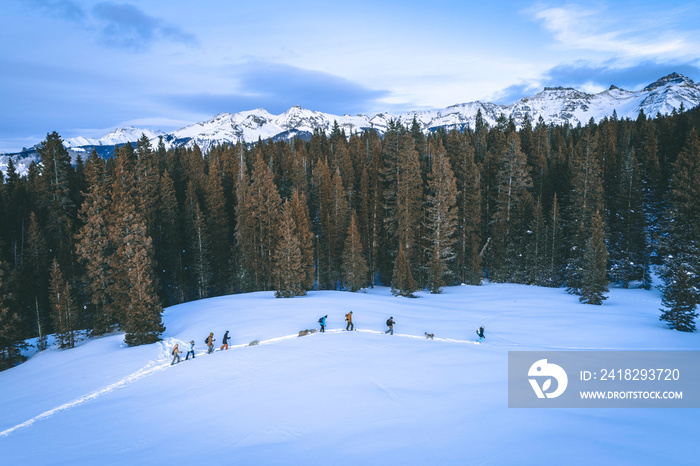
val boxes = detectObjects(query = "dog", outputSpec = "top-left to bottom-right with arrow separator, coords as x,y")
298,329 -> 317,337
248,340 -> 259,346
425,332 -> 434,340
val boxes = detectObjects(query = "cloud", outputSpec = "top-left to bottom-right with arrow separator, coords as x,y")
29,0 -> 85,22
92,2 -> 197,51
164,60 -> 389,116
529,3 -> 698,60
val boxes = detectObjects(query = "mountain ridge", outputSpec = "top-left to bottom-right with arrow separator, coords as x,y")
2,73 -> 699,169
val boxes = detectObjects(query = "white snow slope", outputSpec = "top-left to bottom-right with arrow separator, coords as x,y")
0,283 -> 698,465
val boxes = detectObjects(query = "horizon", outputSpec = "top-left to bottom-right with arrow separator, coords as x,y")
2,0 -> 700,152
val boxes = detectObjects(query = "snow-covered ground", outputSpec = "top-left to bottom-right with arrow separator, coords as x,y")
1,283 -> 698,464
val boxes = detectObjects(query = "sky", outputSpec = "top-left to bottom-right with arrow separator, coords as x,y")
2,0 -> 700,153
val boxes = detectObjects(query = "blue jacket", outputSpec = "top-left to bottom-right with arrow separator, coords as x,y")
320,316 -> 326,326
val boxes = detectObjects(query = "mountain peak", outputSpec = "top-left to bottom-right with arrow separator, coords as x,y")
643,72 -> 693,91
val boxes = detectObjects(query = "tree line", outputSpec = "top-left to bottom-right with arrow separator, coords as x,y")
1,105 -> 699,369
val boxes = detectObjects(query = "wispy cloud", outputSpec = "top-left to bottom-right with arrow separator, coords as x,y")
92,2 -> 197,51
29,0 -> 85,22
530,3 -> 697,61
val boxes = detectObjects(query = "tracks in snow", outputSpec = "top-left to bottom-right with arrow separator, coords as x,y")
0,329 -> 479,438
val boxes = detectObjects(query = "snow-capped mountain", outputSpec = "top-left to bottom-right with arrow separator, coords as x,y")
65,127 -> 164,148
151,73 -> 700,152
4,73 -> 700,167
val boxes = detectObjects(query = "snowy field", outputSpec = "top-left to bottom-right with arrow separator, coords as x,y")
1,282 -> 698,465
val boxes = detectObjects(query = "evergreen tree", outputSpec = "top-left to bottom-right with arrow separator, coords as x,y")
660,128 -> 700,303
391,246 -> 418,298
204,160 -> 230,294
424,149 -> 459,293
0,259 -> 25,370
659,265 -> 698,332
37,131 -> 76,268
290,189 -> 315,291
566,128 -> 604,294
120,219 -> 165,346
23,211 -> 49,349
341,211 -> 369,292
579,210 -> 609,305
75,151 -> 113,335
273,201 -> 305,298
49,259 -> 76,348
184,181 -> 211,300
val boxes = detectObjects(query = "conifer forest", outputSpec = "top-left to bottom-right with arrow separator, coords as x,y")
1,106 -> 700,369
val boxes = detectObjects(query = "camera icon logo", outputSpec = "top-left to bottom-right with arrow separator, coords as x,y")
528,359 -> 568,399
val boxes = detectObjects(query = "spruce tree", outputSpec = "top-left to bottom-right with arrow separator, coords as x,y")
184,180 -> 211,300
49,259 -> 76,348
660,265 -> 698,332
579,210 -> 609,305
660,128 -> 700,304
341,211 -> 369,292
391,246 -> 418,297
424,149 -> 459,293
75,151 -> 113,335
290,189 -> 315,291
121,219 -> 165,346
272,201 -> 305,298
0,259 -> 25,370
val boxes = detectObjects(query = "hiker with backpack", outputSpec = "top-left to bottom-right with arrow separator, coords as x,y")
185,340 -> 196,360
476,326 -> 485,343
171,343 -> 182,365
319,315 -> 327,333
206,332 -> 215,353
385,317 -> 395,335
220,330 -> 231,350
345,311 -> 354,331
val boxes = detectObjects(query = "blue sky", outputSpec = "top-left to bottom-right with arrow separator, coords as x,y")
2,0 -> 699,152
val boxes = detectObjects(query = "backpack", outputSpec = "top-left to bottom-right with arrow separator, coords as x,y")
386,319 -> 392,326
204,336 -> 209,344
318,317 -> 323,324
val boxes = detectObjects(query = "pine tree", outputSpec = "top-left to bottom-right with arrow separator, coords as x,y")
290,189 -> 315,291
0,259 -> 25,370
424,148 -> 459,293
341,211 -> 369,292
660,265 -> 698,332
75,151 -> 113,335
37,132 -> 76,267
566,128 -> 604,294
23,211 -> 49,349
660,128 -> 700,304
184,181 -> 211,300
391,246 -> 418,297
450,130 -> 482,285
490,132 -> 532,281
272,201 -> 305,298
579,210 -> 609,305
49,259 -> 76,348
121,219 -> 165,346
204,160 -> 230,294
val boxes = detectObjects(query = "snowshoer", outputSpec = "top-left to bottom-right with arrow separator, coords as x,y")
385,317 -> 395,335
476,326 -> 485,343
206,333 -> 215,353
319,315 -> 327,333
345,311 -> 354,331
185,340 -> 195,360
171,343 -> 182,365
220,330 -> 231,350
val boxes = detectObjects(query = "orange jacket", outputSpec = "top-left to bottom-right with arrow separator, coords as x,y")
345,313 -> 352,322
